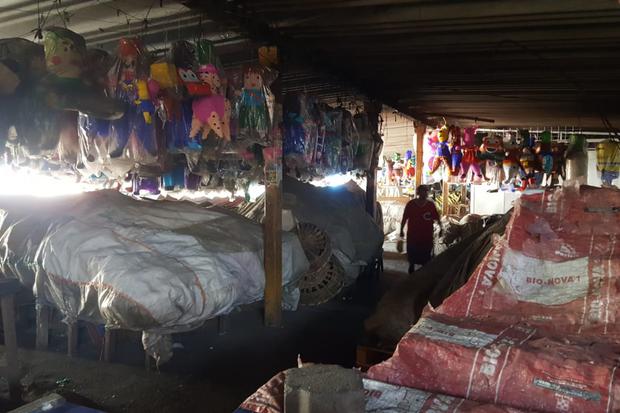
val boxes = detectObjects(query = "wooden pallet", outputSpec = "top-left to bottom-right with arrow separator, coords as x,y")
355,344 -> 394,371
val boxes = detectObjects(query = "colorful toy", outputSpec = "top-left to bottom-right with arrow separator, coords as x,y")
190,64 -> 230,140
238,65 -> 270,143
551,142 -> 567,185
405,150 -> 415,179
43,27 -> 85,82
596,140 -> 620,186
517,146 -> 537,191
565,134 -> 588,182
449,126 -> 462,175
536,131 -> 554,186
479,134 -> 504,184
459,126 -> 482,181
429,125 -> 451,175
502,134 -> 522,185
113,38 -> 142,103
178,67 -> 211,96
135,80 -> 155,124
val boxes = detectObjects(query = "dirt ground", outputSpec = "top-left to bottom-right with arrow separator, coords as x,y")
0,263 -> 408,413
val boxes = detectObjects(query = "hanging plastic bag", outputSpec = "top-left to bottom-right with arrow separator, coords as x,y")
322,108 -> 343,174
353,112 -> 374,170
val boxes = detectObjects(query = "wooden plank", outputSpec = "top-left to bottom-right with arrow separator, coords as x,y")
263,48 -> 283,328
264,183 -> 283,327
1,294 -> 19,400
365,100 -> 382,219
415,124 -> 426,187
67,322 -> 78,357
35,304 -> 50,351
442,180 -> 450,216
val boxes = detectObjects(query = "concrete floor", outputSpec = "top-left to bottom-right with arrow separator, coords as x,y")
1,265 -> 406,413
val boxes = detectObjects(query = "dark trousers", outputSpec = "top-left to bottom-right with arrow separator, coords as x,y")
407,243 -> 432,274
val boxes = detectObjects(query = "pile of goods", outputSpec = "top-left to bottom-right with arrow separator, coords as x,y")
367,185 -> 620,412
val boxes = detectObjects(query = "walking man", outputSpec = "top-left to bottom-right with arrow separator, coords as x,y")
400,185 -> 442,273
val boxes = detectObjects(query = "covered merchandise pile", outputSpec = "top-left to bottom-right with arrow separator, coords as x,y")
367,185 -> 620,412
0,191 -> 309,363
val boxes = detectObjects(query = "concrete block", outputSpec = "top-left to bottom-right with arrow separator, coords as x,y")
284,364 -> 365,413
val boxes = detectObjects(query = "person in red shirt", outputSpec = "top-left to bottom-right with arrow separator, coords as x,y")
400,185 -> 442,273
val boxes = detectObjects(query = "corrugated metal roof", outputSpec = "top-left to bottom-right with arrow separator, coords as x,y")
0,0 -> 249,62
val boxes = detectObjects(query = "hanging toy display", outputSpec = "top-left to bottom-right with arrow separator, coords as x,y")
425,128 -> 438,177
459,126 -> 482,182
429,125 -> 452,176
238,65 -> 272,145
536,130 -> 554,186
502,133 -> 522,187
190,64 -> 230,141
479,134 -> 504,185
596,139 -> 620,187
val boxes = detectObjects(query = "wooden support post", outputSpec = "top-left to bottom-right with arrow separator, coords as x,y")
263,47 -> 283,328
103,328 -> 116,363
35,304 -> 50,351
364,100 -> 383,219
442,180 -> 450,216
415,124 -> 426,188
1,294 -> 19,400
67,322 -> 78,357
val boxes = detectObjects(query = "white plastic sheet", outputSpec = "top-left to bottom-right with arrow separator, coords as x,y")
0,191 -> 308,361
283,177 -> 383,283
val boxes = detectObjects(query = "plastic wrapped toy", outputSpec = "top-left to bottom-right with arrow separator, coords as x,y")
502,134 -> 522,186
565,134 -> 588,182
449,126 -> 462,175
108,38 -> 158,162
596,140 -> 620,187
517,146 -> 537,191
405,150 -> 415,179
460,126 -> 482,182
322,109 -> 343,174
353,112 -> 374,171
551,141 -> 567,185
340,109 -> 358,173
429,125 -> 451,175
190,64 -> 230,141
479,134 -> 504,185
536,131 -> 553,186
44,27 -> 85,83
238,65 -> 272,144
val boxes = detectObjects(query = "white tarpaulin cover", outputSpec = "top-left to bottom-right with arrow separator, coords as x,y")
0,190 -> 308,361
283,177 -> 383,282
